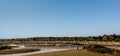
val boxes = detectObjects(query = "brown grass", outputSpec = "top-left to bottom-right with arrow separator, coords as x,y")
27,50 -> 113,56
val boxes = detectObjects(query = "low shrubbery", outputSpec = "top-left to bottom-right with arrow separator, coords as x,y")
83,44 -> 120,56
0,46 -> 12,50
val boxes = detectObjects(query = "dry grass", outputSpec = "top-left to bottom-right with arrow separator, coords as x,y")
27,50 -> 113,56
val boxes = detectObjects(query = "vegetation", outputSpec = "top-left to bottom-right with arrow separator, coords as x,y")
0,46 -> 12,50
83,45 -> 120,56
0,34 -> 120,42
0,48 -> 40,54
26,50 -> 112,56
0,34 -> 119,56
25,34 -> 120,41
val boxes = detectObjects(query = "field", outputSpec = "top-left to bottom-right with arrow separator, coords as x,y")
0,48 -> 40,54
27,50 -> 113,56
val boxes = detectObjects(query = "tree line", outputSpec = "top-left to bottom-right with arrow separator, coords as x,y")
0,34 -> 120,42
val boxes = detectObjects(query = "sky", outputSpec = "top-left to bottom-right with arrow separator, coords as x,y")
0,0 -> 120,39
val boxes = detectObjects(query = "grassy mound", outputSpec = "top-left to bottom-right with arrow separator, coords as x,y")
0,48 -> 40,54
83,45 -> 120,56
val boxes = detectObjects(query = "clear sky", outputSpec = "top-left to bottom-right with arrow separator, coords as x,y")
0,0 -> 120,38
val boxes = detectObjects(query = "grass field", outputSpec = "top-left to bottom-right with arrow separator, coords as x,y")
27,50 -> 113,56
0,48 -> 40,54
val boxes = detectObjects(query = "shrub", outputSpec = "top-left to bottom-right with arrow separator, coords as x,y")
83,44 -> 120,56
0,46 -> 12,50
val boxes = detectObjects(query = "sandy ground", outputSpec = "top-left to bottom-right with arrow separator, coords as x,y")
0,46 -> 81,56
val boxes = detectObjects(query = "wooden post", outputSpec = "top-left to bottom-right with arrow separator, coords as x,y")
77,45 -> 78,50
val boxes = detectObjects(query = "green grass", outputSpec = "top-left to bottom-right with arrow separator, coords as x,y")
0,48 -> 40,54
27,50 -> 113,56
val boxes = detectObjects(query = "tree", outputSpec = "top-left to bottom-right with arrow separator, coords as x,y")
103,35 -> 109,41
87,36 -> 94,41
109,35 -> 115,41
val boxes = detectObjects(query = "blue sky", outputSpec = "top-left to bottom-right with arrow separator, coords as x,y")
0,0 -> 120,38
